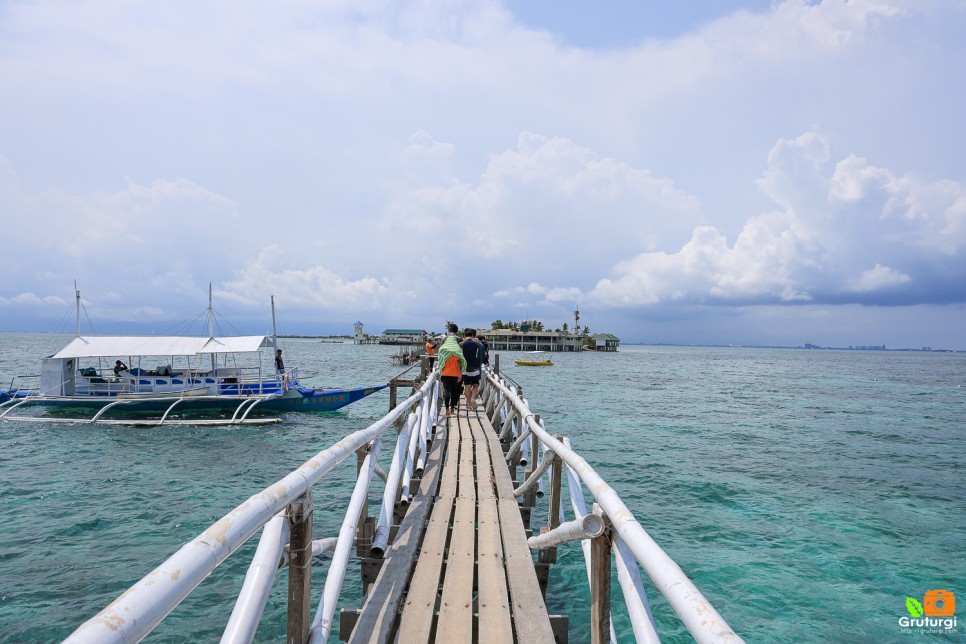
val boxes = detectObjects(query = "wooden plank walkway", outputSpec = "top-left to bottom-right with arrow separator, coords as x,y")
344,403 -> 561,643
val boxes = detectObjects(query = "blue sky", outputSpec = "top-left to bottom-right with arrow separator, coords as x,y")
1,0 -> 964,349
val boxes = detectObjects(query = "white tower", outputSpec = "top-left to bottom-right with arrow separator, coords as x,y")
354,321 -> 365,344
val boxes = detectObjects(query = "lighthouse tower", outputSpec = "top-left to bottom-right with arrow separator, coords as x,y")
353,321 -> 365,344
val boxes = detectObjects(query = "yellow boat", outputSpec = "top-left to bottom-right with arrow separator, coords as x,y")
515,351 -> 554,366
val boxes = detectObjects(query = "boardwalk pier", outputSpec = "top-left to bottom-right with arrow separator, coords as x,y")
342,385 -> 561,642
65,357 -> 741,643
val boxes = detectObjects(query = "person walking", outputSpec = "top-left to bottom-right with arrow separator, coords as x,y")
460,328 -> 483,411
437,323 -> 466,416
478,334 -> 489,368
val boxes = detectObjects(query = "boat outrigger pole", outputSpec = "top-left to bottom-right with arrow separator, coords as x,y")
271,295 -> 278,353
207,283 -> 216,372
75,281 -> 81,338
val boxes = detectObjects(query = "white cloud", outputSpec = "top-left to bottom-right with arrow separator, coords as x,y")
0,0 -> 963,346
589,131 -> 966,308
846,263 -> 911,292
218,245 -> 392,313
3,293 -> 67,306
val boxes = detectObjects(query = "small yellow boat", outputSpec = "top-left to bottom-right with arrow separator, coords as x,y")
515,351 -> 554,366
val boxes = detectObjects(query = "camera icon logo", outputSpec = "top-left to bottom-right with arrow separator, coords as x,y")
924,589 -> 955,617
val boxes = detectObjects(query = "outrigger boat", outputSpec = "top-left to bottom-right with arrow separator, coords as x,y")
514,351 -> 554,366
0,288 -> 386,426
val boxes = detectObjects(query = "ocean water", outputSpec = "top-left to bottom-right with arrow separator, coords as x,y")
0,334 -> 963,643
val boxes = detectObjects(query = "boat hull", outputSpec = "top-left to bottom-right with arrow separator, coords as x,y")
0,385 -> 387,415
257,385 -> 387,411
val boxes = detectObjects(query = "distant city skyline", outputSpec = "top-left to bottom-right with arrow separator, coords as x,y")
1,1 -> 964,350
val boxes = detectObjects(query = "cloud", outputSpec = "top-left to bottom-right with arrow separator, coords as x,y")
589,131 -> 966,308
217,245 -> 392,314
0,174 -> 242,319
0,293 -> 67,307
846,264 -> 911,292
0,0 -> 963,346
380,131 -> 703,284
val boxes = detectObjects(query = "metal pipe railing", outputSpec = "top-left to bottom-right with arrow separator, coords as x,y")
278,537 -> 340,568
399,404 -> 425,503
504,428 -> 532,464
615,534 -> 661,644
527,514 -> 605,550
221,513 -> 289,643
513,448 -> 556,498
370,413 -> 416,557
307,438 -> 383,643
484,370 -> 741,644
64,366 -> 734,643
64,375 -> 435,644
562,437 -> 660,643
414,384 -> 437,475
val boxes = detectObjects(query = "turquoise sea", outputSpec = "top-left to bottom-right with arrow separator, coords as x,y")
0,333 -> 963,642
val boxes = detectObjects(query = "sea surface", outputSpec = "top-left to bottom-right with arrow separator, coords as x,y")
0,333 -> 963,643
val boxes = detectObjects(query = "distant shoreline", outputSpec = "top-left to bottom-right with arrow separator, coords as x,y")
0,332 -> 959,352
277,335 -> 352,340
627,343 -> 963,353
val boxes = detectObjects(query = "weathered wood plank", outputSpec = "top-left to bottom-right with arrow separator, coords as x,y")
469,416 -> 497,501
498,498 -> 556,643
457,419 -> 476,500
436,420 -> 459,499
416,423 -> 447,498
347,426 -> 449,643
477,498 -> 513,644
396,495 -> 454,643
435,497 -> 476,641
478,414 -> 517,500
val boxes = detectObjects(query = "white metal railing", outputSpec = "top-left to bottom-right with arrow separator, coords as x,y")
62,359 -> 741,643
64,373 -> 438,643
481,366 -> 743,644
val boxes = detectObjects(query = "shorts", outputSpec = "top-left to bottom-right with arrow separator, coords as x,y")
462,373 -> 481,385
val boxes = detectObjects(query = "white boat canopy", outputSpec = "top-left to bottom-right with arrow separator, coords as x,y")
50,335 -> 268,359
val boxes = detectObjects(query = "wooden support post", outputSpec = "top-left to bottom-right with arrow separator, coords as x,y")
286,491 -> 314,644
590,504 -> 612,644
539,434 -> 564,564
494,353 -> 500,375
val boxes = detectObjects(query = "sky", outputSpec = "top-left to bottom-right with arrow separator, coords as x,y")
1,0 -> 964,349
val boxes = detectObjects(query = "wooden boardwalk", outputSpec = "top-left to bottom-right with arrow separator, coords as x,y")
341,404 -> 564,643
